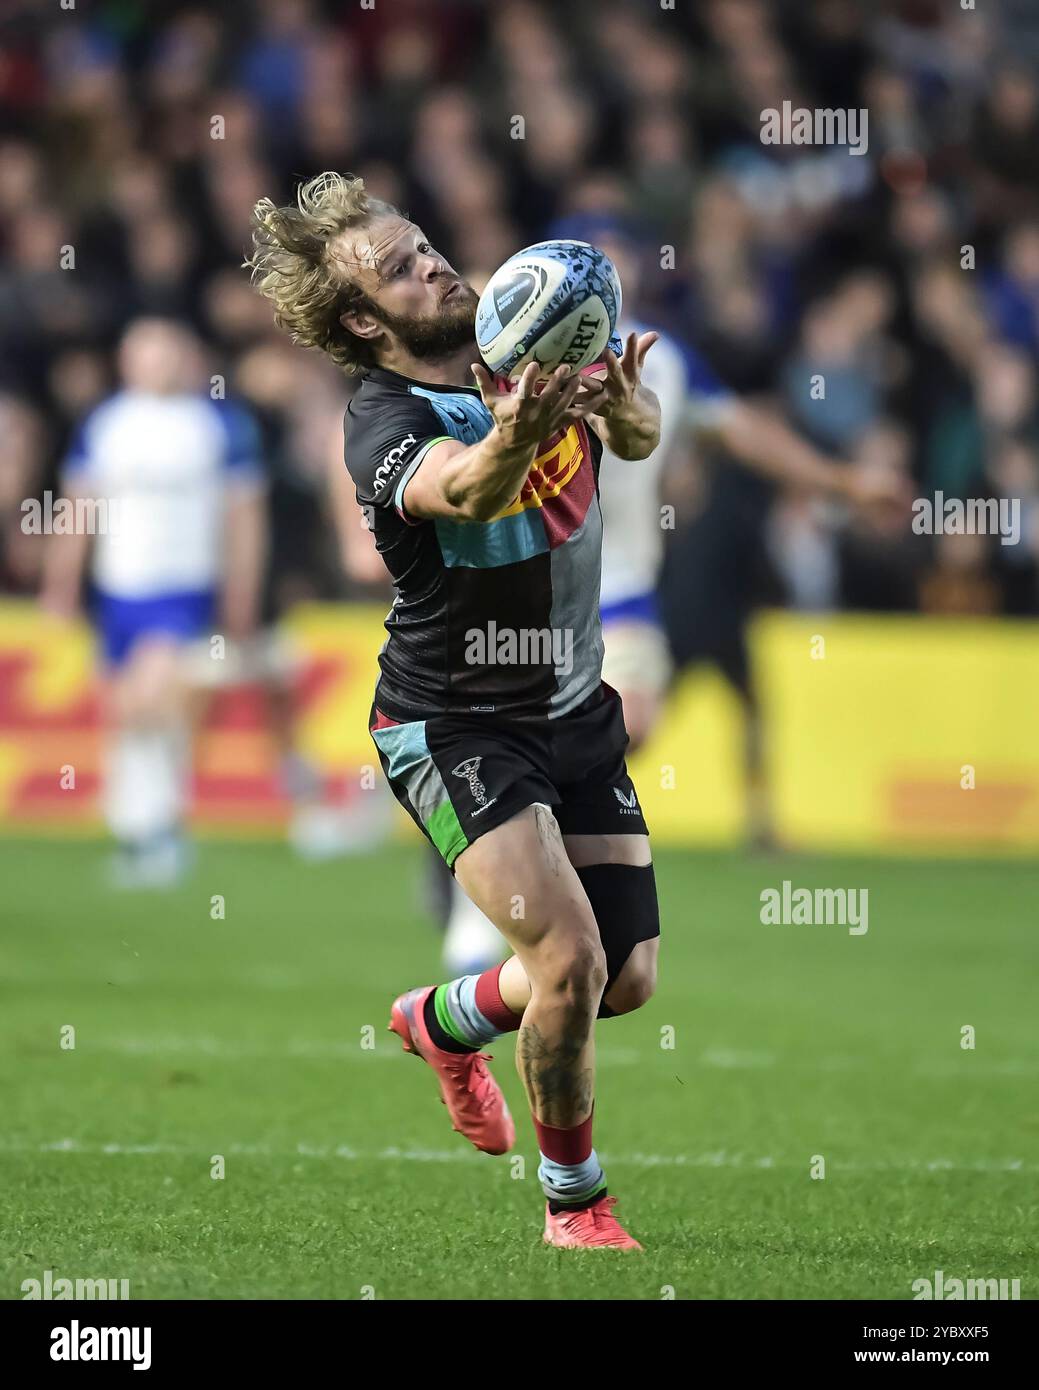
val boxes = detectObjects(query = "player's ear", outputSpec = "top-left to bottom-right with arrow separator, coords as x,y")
340,307 -> 380,341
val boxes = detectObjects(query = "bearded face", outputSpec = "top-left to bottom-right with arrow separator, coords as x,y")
359,280 -> 480,361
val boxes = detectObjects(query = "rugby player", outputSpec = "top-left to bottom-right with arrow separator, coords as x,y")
249,173 -> 661,1250
41,318 -> 266,886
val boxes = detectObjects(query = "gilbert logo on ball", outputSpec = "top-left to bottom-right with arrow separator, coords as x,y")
475,240 -> 622,379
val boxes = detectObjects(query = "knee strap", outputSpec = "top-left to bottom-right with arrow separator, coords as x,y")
575,863 -> 660,1018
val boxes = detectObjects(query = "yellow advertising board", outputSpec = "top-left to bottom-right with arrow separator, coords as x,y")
0,599 -> 1035,855
754,612 -> 1039,854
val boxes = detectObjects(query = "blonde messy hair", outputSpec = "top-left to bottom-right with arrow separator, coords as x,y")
246,171 -> 401,375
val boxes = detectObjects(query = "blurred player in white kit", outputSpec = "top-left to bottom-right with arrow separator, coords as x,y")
41,318 -> 267,885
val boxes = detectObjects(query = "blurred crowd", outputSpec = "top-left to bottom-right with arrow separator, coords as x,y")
2,0 -> 1039,647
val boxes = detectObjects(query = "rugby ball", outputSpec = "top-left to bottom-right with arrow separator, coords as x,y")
475,239 -> 622,379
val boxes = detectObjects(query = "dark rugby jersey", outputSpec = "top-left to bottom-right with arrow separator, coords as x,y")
344,364 -> 606,721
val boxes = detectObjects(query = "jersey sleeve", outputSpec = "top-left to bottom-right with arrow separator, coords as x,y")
345,392 -> 452,526
211,399 -> 266,490
61,412 -> 100,487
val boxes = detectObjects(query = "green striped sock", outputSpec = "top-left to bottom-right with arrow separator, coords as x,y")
433,982 -> 475,1048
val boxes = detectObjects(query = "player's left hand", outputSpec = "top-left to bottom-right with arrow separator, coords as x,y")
587,331 -> 659,420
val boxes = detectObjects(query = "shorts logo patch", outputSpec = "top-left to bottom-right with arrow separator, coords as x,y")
452,756 -> 488,806
613,786 -> 640,815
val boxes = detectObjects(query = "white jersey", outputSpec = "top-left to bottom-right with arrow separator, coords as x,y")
64,390 -> 263,599
598,322 -> 734,610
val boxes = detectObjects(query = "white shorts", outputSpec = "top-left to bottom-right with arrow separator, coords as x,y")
601,619 -> 673,699
181,628 -> 299,689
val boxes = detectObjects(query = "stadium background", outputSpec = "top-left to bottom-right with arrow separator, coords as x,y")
2,0 -> 1038,1304
2,0 -> 1039,851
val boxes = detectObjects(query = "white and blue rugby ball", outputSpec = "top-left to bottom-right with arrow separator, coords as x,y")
475,239 -> 622,379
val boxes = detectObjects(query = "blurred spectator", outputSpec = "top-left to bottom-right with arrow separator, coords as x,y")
919,531 -> 1002,616
0,395 -> 47,593
983,221 -> 1039,352
781,272 -> 896,453
0,0 -> 1035,625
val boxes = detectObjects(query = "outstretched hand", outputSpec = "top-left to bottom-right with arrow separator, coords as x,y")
470,361 -> 608,450
586,330 -> 659,420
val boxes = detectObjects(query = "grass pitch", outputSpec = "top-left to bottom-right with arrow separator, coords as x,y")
2,839 -> 1036,1300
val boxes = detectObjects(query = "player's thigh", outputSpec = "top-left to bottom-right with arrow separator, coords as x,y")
562,834 -> 660,1008
112,636 -> 185,723
604,936 -> 659,1012
563,831 -> 652,868
453,805 -> 606,988
551,686 -> 660,992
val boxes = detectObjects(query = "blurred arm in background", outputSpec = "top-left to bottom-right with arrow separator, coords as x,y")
220,480 -> 267,641
705,398 -> 908,512
38,479 -> 92,621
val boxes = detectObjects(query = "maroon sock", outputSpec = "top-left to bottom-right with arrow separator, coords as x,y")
532,1109 -> 594,1166
474,962 -> 524,1034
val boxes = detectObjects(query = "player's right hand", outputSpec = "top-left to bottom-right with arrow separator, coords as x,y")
470,362 -> 608,451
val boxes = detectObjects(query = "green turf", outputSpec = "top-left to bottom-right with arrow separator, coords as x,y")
2,840 -> 1036,1300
